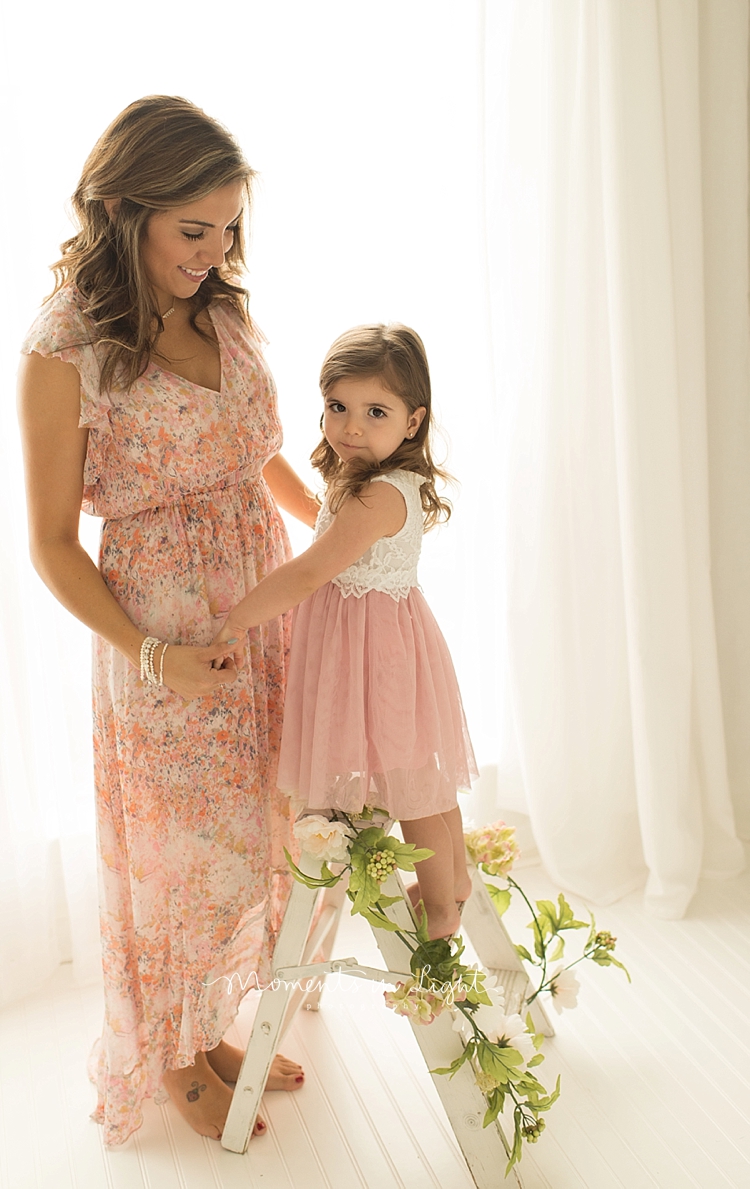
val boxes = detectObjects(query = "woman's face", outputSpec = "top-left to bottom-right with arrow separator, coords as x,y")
139,180 -> 246,304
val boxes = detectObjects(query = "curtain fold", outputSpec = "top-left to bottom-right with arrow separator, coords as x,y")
484,0 -> 747,917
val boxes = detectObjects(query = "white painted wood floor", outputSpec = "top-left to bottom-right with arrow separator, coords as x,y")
2,858 -> 750,1189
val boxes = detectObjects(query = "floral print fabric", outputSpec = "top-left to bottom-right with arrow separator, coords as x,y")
22,287 -> 295,1145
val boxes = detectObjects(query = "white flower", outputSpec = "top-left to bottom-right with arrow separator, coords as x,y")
547,964 -> 580,1014
293,815 -> 353,863
484,975 -> 506,1009
473,1002 -> 510,1039
483,1012 -> 537,1066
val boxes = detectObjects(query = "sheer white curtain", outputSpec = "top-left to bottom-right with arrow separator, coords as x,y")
3,0 -> 748,1011
484,0 -> 748,918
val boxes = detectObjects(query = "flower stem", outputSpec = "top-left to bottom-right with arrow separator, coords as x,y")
506,876 -> 548,1001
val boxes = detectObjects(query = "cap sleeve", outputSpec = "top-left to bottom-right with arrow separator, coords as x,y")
370,469 -> 424,498
20,287 -> 112,433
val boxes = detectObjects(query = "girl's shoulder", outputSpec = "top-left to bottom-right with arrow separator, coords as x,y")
369,468 -> 424,499
370,466 -> 427,504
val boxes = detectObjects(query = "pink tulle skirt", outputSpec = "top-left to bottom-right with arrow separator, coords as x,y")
277,583 -> 478,820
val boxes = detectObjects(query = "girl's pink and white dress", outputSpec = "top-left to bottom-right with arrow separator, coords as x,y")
277,469 -> 478,819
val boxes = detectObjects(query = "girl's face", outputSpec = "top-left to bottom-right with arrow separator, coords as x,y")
138,180 -> 245,305
324,375 -> 426,464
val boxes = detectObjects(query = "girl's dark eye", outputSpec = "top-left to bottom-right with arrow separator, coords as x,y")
369,407 -> 386,418
328,402 -> 346,413
183,231 -> 204,241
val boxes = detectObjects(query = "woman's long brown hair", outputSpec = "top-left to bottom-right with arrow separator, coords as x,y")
312,324 -> 452,530
49,95 -> 254,390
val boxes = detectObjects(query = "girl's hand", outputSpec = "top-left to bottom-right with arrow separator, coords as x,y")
210,621 -> 247,671
159,640 -> 241,700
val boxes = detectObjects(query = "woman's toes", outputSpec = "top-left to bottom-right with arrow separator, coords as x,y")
253,1115 -> 267,1136
266,1053 -> 305,1091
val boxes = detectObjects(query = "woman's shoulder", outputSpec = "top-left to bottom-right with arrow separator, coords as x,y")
209,297 -> 268,352
21,285 -> 93,357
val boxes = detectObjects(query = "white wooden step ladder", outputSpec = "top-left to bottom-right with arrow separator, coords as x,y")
221,841 -> 554,1188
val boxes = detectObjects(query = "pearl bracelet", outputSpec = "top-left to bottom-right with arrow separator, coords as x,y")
140,636 -> 164,686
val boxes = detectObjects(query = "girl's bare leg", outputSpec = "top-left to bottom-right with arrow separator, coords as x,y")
162,1051 -> 266,1139
401,814 -> 461,939
206,1040 -> 304,1090
405,806 -> 471,914
440,806 -> 472,904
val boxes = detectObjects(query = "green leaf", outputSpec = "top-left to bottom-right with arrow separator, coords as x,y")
482,1088 -> 505,1127
506,1109 -> 524,1175
515,943 -> 534,963
586,910 -> 598,948
524,1012 -> 545,1051
431,1044 -> 472,1078
556,892 -> 588,931
357,905 -> 403,932
414,905 -> 430,945
477,1041 -> 524,1086
527,1053 -> 545,1067
465,983 -> 493,1006
391,844 -> 435,871
485,883 -> 511,917
375,893 -> 403,908
539,1074 -> 562,1110
283,849 -> 342,888
591,953 -> 632,981
549,935 -> 565,962
350,826 -> 386,850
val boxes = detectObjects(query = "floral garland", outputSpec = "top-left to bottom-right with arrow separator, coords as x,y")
286,813 -> 629,1176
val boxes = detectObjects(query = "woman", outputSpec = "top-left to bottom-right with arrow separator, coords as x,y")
17,95 -> 319,1145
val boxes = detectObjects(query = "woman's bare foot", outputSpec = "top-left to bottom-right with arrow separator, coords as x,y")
206,1039 -> 304,1090
162,1051 -> 266,1139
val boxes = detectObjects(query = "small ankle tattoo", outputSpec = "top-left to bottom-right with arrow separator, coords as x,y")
186,1080 -> 207,1102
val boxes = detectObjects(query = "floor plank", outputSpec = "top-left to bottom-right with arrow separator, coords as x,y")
3,859 -> 750,1188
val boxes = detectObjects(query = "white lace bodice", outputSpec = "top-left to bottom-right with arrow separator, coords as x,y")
315,469 -> 425,600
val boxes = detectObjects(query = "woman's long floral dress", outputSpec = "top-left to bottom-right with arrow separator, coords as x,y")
22,286 -> 295,1145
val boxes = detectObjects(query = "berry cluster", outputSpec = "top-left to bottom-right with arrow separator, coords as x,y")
593,930 -> 617,951
521,1115 -> 546,1143
366,849 -> 398,883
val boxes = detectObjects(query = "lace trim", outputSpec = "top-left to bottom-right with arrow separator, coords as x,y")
316,470 -> 424,600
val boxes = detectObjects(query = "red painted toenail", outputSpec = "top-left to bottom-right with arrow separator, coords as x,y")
296,1075 -> 304,1082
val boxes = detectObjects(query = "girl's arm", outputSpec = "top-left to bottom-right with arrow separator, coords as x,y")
218,481 -> 406,639
262,453 -> 320,528
17,351 -> 236,700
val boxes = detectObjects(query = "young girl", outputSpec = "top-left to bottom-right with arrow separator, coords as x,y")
215,324 -> 478,939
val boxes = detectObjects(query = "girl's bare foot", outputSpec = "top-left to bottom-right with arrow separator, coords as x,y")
406,888 -> 461,939
162,1051 -> 266,1139
408,879 -> 470,917
206,1039 -> 305,1090
421,902 -> 462,939
455,875 -> 472,906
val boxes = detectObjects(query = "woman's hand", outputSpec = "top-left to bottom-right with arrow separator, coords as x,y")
160,640 -> 241,700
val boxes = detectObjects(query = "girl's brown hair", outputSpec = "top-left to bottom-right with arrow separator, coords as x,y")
49,95 -> 254,390
311,323 -> 452,529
